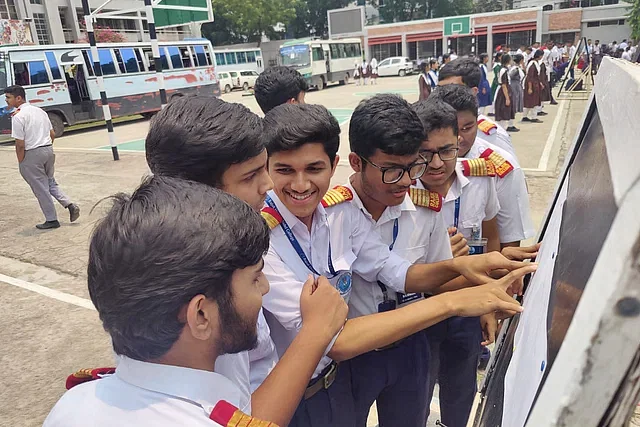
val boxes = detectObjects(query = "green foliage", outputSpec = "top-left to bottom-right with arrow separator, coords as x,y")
203,0 -> 298,45
371,0 -> 473,24
628,0 -> 640,40
289,0 -> 351,38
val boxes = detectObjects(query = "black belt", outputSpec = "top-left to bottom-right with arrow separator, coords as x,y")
304,362 -> 338,400
26,144 -> 52,151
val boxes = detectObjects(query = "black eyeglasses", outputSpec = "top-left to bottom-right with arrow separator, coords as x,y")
419,147 -> 459,163
360,157 -> 427,184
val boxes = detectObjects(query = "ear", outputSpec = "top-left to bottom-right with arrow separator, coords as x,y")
185,294 -> 217,341
471,87 -> 479,96
329,154 -> 340,178
348,152 -> 363,173
285,98 -> 297,105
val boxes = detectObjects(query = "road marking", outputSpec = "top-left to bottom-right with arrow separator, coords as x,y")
0,273 -> 95,311
537,99 -> 566,171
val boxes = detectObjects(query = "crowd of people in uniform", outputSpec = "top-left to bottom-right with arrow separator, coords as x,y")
353,57 -> 379,85
9,56 -> 547,427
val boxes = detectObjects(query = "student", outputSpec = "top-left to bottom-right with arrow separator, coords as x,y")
523,49 -> 544,123
254,66 -> 308,114
354,60 -> 361,85
427,59 -> 439,88
260,102 -> 534,427
490,51 -> 503,113
438,58 -> 517,158
413,98 -> 501,427
494,53 -> 517,132
44,177 -> 278,426
429,84 -> 535,248
370,57 -> 378,85
418,62 -> 431,101
477,53 -> 492,115
509,54 -> 525,122
144,95 -> 348,427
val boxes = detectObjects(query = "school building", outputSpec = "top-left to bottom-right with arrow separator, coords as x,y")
330,1 -> 631,63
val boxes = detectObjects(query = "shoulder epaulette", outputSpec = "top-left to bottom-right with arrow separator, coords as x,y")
480,148 -> 514,178
210,400 -> 278,427
260,206 -> 283,229
321,185 -> 353,208
409,187 -> 442,212
461,158 -> 496,177
477,118 -> 498,136
65,367 -> 115,390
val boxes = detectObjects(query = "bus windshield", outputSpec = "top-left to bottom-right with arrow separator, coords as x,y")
0,56 -> 7,93
280,45 -> 310,68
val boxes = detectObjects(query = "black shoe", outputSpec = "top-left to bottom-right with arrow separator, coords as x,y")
538,111 -> 548,116
67,203 -> 80,222
530,118 -> 543,123
507,126 -> 520,132
522,117 -> 532,122
36,220 -> 60,230
550,100 -> 558,105
488,112 -> 495,117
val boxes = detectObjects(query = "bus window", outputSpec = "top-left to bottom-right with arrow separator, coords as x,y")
255,50 -> 261,58
204,47 -> 213,65
82,50 -> 94,76
135,49 -> 146,72
355,44 -> 362,57
13,63 -> 29,86
29,61 -> 50,85
214,51 -> 225,66
160,48 -> 170,70
179,46 -> 193,68
98,49 -> 117,75
312,47 -> 324,61
45,52 -> 62,80
118,48 -> 140,73
167,46 -> 182,69
330,45 -> 339,59
225,52 -> 236,65
247,50 -> 256,63
236,51 -> 247,64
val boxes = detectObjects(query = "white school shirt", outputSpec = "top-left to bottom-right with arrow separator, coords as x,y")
427,69 -> 439,87
344,181 -> 452,319
44,356 -> 251,427
10,103 -> 53,150
261,190 -> 411,379
415,164 -> 500,240
477,113 -> 517,159
622,51 -> 632,61
463,138 -> 535,243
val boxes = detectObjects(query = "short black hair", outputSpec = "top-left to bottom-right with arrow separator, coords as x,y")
438,58 -> 482,88
479,53 -> 488,61
263,103 -> 340,164
350,94 -> 425,159
5,85 -> 25,99
429,84 -> 479,118
145,96 -> 263,187
254,66 -> 309,114
495,52 -> 503,62
513,53 -> 524,64
443,53 -> 451,61
501,53 -> 512,66
88,176 -> 269,361
429,59 -> 438,67
413,98 -> 459,137
532,49 -> 544,60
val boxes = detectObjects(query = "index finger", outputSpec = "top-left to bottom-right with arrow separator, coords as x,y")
496,264 -> 538,290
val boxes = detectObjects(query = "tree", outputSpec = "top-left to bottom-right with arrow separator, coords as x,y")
629,0 -> 640,40
204,0 -> 298,45
81,26 -> 126,43
289,0 -> 351,38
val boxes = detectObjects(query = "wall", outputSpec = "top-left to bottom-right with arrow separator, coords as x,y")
582,23 -> 630,42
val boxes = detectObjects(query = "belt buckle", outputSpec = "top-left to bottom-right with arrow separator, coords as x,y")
323,363 -> 337,389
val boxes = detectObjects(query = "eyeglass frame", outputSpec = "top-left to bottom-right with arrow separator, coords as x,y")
359,156 -> 428,184
419,147 -> 459,163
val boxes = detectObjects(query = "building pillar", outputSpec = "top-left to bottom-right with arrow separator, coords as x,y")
401,33 -> 408,57
487,24 -> 494,68
536,8 -> 544,42
45,1 -> 65,44
66,0 -> 81,42
364,36 -> 370,61
135,10 -> 146,42
443,36 -> 448,55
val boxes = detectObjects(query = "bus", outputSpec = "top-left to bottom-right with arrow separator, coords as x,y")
0,39 -> 219,137
212,47 -> 264,74
279,38 -> 362,90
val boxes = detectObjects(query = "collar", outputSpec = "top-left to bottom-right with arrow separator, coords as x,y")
414,168 -> 466,203
266,190 -> 328,234
345,179 -> 414,227
115,356 -> 248,413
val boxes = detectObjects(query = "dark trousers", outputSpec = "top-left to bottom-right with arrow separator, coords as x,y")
350,330 -> 430,427
289,362 -> 356,427
425,316 -> 482,427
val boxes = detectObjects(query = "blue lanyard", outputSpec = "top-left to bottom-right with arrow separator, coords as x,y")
265,195 -> 338,278
453,197 -> 461,229
389,218 -> 399,251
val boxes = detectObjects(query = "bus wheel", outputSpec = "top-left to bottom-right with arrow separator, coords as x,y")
141,112 -> 156,119
398,69 -> 406,77
47,112 -> 65,138
317,78 -> 325,91
224,84 -> 232,93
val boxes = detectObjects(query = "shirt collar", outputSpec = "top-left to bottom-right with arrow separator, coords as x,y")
414,169 -> 466,203
115,356 -> 248,414
266,190 -> 327,232
345,179 -> 414,227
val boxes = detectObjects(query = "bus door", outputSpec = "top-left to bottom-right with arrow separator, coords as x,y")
56,49 -> 91,105
323,45 -> 331,74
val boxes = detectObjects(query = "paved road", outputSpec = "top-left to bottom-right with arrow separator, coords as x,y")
0,75 -> 588,427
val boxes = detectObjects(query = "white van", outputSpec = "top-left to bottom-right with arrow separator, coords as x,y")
217,72 -> 234,93
237,70 -> 259,90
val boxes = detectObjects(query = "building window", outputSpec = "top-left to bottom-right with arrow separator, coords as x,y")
30,0 -> 43,4
587,21 -> 600,27
33,13 -> 52,45
0,0 -> 19,20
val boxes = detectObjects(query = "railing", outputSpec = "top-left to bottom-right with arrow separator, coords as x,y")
76,28 -> 190,43
63,28 -> 74,43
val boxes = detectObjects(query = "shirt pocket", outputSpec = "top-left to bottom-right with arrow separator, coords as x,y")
328,250 -> 357,302
461,217 -> 484,241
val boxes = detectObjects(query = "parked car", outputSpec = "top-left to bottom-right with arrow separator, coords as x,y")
377,57 -> 414,77
217,72 -> 234,93
236,70 -> 260,90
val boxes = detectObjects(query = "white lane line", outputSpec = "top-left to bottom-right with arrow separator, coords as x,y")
0,273 -> 95,311
537,99 -> 566,171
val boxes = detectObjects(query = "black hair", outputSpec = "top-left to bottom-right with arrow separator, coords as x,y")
349,94 -> 425,159
479,53 -> 489,61
501,53 -> 512,66
88,176 -> 269,361
5,85 -> 25,99
533,49 -> 544,60
263,103 -> 340,164
413,98 -> 459,138
145,96 -> 263,188
429,58 -> 438,67
254,66 -> 309,114
429,84 -> 479,118
513,53 -> 524,64
442,53 -> 450,61
438,57 -> 482,88
495,52 -> 503,62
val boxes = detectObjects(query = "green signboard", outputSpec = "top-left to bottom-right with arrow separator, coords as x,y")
443,16 -> 471,37
153,0 -> 211,29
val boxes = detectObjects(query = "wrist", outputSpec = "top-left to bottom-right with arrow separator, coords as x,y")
435,292 -> 459,317
299,322 -> 336,347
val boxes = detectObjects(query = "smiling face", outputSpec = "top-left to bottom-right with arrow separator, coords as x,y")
269,142 -> 338,224
419,127 -> 459,191
220,149 -> 273,211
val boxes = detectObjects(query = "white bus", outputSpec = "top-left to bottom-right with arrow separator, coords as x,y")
0,40 -> 219,137
279,38 -> 363,90
212,47 -> 264,74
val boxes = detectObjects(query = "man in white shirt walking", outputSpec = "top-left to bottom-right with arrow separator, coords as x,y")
6,85 -> 79,229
